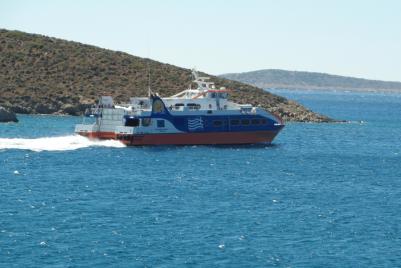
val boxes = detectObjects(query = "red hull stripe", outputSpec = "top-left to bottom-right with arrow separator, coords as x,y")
78,130 -> 282,145
80,132 -> 116,140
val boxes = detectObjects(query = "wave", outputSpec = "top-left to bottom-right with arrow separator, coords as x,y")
0,135 -> 126,152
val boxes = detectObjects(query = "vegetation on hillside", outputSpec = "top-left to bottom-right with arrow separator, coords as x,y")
0,29 -> 333,122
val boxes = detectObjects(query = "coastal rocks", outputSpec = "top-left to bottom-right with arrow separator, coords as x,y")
60,104 -> 80,115
35,103 -> 59,114
267,101 -> 335,123
0,106 -> 18,122
60,103 -> 91,115
11,105 -> 32,114
5,102 -> 90,116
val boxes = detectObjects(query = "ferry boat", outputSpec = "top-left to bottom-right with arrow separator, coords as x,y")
75,70 -> 284,145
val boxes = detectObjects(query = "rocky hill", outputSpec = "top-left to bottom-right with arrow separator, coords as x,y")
0,29 -> 333,122
221,69 -> 401,92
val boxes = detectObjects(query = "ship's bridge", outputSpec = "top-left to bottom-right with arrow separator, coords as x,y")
163,69 -> 234,111
170,69 -> 229,99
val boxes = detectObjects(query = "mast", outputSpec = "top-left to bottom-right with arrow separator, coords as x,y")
147,59 -> 152,97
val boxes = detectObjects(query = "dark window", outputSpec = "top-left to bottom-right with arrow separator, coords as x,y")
173,103 -> 184,110
251,119 -> 260,125
241,119 -> 250,125
157,120 -> 165,128
125,118 -> 139,127
261,119 -> 267,125
230,119 -> 240,125
142,118 -> 151,127
213,120 -> 223,127
187,103 -> 201,110
218,93 -> 227,99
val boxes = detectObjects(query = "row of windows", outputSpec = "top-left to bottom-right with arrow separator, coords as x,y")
125,118 -> 165,128
212,118 -> 267,127
126,117 -> 267,128
172,103 -> 201,107
170,103 -> 202,111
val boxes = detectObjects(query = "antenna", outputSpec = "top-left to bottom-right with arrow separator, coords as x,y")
146,37 -> 152,98
147,59 -> 152,97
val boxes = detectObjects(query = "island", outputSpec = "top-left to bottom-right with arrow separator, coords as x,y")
220,69 -> 401,92
0,29 -> 333,123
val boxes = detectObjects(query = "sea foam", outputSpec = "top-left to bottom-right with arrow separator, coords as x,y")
0,135 -> 126,152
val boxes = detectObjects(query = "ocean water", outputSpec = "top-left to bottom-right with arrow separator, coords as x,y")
1,90 -> 401,267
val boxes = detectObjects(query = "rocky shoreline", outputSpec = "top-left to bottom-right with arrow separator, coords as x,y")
0,106 -> 18,123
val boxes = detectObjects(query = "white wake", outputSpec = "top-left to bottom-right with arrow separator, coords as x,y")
0,135 -> 126,152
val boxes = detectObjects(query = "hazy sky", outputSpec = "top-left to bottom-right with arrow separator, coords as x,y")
1,0 -> 401,81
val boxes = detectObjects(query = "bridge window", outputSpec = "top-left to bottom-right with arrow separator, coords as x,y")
261,119 -> 267,125
241,119 -> 250,125
174,103 -> 185,110
187,103 -> 201,110
125,118 -> 139,127
142,118 -> 152,127
251,119 -> 260,125
218,93 -> 227,99
157,120 -> 165,128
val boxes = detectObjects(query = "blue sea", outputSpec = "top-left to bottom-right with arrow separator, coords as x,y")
1,90 -> 401,267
